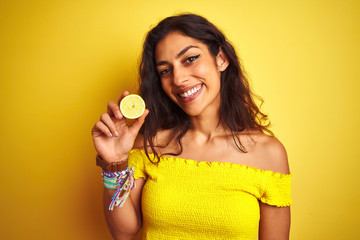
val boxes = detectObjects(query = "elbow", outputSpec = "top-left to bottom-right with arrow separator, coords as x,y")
111,225 -> 141,240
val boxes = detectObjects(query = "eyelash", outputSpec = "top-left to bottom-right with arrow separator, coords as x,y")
159,54 -> 201,77
159,68 -> 171,76
185,54 -> 200,63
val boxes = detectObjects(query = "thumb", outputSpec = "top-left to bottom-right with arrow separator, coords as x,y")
129,109 -> 149,134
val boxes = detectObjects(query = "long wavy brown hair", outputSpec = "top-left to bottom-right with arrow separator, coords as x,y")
138,13 -> 272,161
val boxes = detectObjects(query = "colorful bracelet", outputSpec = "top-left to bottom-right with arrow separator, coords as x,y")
101,167 -> 135,210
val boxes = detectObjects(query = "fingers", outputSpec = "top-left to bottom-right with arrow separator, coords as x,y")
106,91 -> 130,119
107,101 -> 123,119
129,109 -> 149,133
93,91 -> 146,140
100,113 -> 120,137
93,121 -> 114,138
117,91 -> 130,105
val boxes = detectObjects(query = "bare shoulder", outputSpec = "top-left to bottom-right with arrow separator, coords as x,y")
249,131 -> 290,174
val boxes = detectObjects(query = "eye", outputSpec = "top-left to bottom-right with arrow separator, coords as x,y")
159,68 -> 172,77
185,54 -> 200,63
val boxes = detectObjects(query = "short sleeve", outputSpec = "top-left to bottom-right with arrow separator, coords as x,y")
128,149 -> 148,180
260,172 -> 293,207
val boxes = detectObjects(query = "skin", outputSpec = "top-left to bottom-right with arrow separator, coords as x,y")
91,32 -> 291,239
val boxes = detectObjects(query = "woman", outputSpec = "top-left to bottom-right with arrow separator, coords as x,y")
92,13 -> 292,240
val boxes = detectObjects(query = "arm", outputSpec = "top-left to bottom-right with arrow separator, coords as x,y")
91,91 -> 149,239
259,203 -> 291,240
103,178 -> 145,240
257,135 -> 291,239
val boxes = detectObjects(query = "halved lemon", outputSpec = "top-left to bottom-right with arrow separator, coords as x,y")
120,94 -> 146,119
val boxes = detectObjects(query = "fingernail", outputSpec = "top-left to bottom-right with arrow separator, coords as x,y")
114,131 -> 119,137
109,132 -> 113,137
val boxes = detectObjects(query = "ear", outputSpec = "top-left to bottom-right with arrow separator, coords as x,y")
216,48 -> 229,72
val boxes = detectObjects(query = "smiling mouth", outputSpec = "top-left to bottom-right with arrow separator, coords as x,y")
178,84 -> 203,98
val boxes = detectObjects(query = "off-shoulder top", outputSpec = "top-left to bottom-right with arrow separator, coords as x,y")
128,149 -> 292,240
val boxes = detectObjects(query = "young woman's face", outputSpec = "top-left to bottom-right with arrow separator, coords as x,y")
155,31 -> 228,117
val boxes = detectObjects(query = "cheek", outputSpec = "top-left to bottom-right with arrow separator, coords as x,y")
161,80 -> 169,93
193,59 -> 219,79
161,80 -> 175,99
193,62 -> 208,76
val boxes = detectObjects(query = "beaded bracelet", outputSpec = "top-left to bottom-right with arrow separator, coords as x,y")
101,167 -> 135,210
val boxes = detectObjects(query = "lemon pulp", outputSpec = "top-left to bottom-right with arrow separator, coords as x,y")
120,94 -> 146,119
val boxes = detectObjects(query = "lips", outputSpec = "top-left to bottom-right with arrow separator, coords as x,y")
177,84 -> 203,103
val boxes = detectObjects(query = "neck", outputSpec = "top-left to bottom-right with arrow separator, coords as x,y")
189,109 -> 227,144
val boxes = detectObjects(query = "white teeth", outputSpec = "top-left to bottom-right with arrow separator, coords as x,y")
179,85 -> 202,98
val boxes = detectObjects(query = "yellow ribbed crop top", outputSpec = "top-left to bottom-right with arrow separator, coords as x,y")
128,149 -> 292,240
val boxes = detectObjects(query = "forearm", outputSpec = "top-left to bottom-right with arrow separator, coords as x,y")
103,188 -> 142,240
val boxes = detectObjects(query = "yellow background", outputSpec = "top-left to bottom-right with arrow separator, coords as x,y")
1,0 -> 359,239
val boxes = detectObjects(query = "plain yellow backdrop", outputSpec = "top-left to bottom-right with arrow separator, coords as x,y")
1,0 -> 359,239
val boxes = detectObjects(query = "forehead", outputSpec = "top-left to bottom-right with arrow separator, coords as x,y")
155,32 -> 206,60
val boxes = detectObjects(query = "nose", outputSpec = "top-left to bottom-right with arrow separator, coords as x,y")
173,66 -> 188,86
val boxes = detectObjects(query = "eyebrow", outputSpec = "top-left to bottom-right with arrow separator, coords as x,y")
156,45 -> 199,66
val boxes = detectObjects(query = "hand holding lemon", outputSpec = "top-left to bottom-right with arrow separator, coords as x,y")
91,92 -> 148,163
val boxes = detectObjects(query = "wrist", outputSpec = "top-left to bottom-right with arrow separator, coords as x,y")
96,154 -> 128,172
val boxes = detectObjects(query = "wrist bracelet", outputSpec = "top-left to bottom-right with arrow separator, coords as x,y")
101,167 -> 135,210
96,154 -> 128,172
